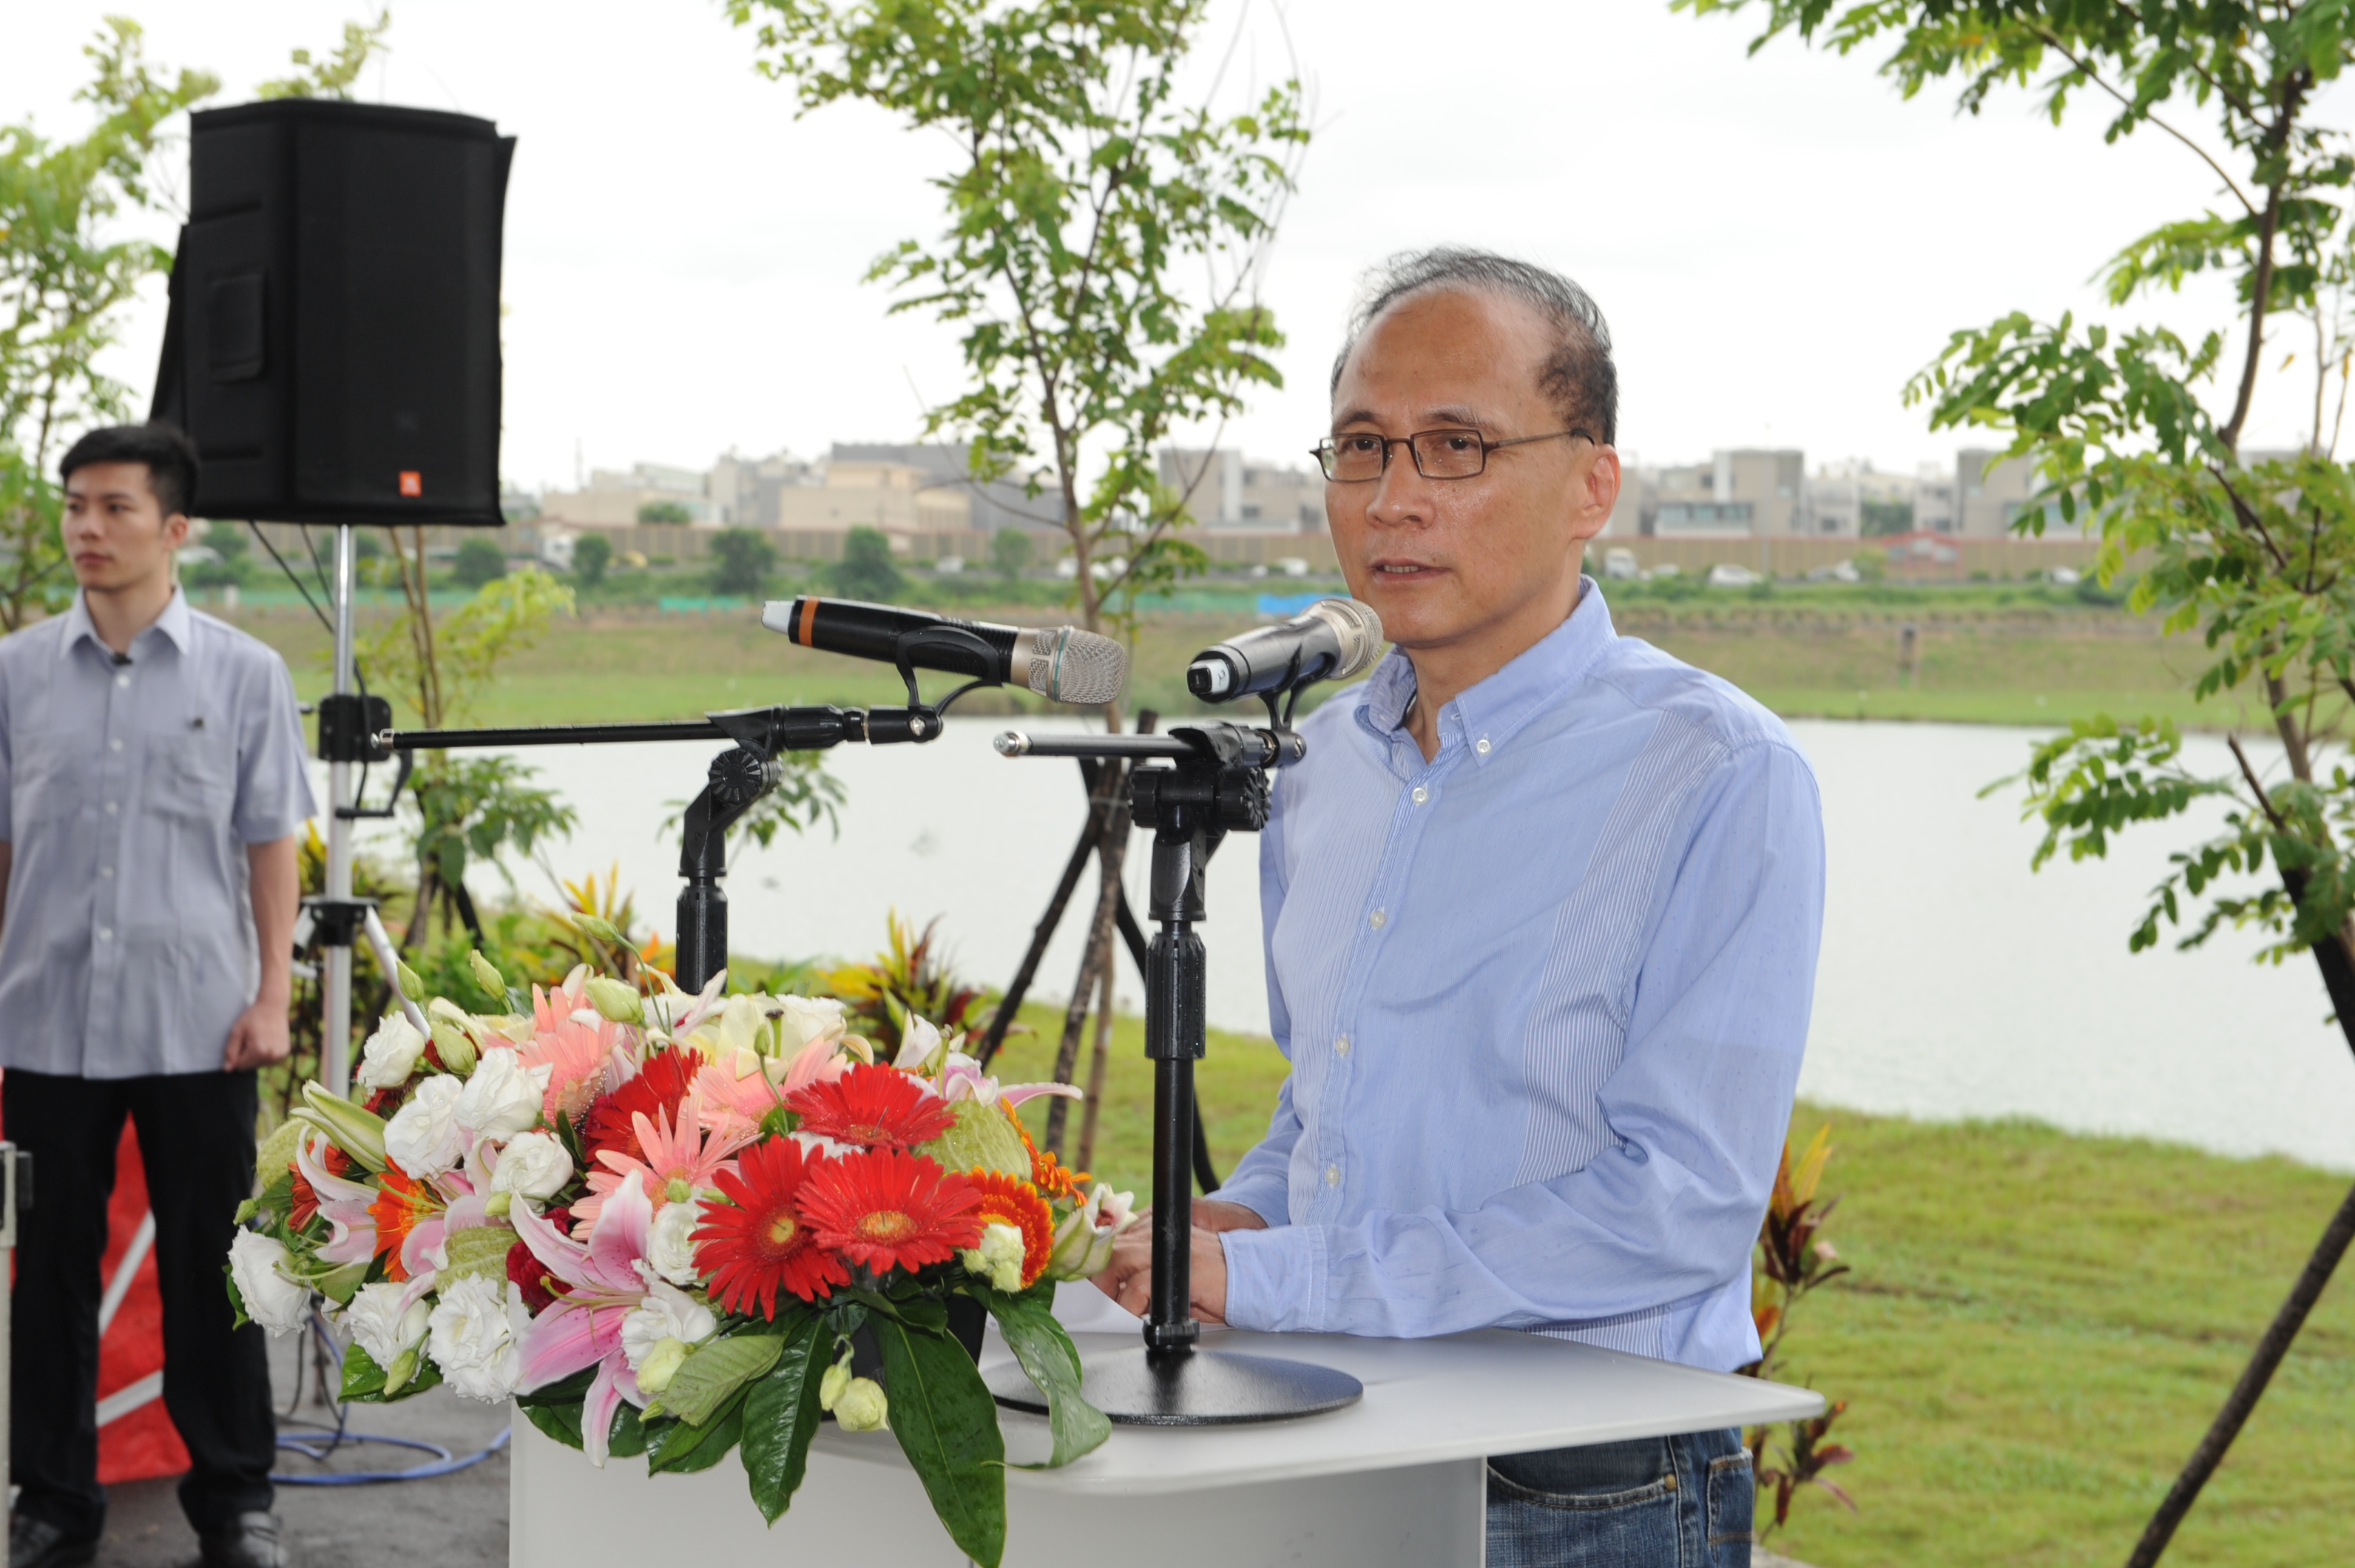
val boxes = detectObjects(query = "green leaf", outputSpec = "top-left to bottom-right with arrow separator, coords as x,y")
875,1317 -> 1007,1568
979,1285 -> 1109,1468
524,1400 -> 584,1452
742,1314 -> 829,1525
607,1401 -> 649,1459
341,1340 -> 388,1402
647,1390 -> 747,1474
663,1332 -> 785,1428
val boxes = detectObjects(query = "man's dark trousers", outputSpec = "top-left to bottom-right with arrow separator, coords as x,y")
6,1068 -> 276,1539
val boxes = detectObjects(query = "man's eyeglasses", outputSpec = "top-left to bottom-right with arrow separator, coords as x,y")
1311,427 -> 1592,483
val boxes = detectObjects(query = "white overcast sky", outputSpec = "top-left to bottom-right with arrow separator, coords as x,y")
5,1 -> 2339,493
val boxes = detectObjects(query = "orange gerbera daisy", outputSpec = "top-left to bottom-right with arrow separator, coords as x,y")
1013,1112 -> 1089,1203
695,1138 -> 848,1317
788,1064 -> 956,1149
963,1169 -> 1054,1288
797,1147 -> 982,1275
369,1166 -> 430,1283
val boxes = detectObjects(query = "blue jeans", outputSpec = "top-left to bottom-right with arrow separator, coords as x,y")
1487,1426 -> 1752,1567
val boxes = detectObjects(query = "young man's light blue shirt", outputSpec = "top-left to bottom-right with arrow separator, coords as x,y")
1217,579 -> 1825,1372
0,588 -> 316,1078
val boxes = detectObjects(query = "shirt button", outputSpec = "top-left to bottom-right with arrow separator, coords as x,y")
115,673 -> 130,689
1476,737 -> 1492,755
1368,909 -> 1386,930
109,738 -> 123,752
103,801 -> 118,816
1410,786 -> 1428,805
99,866 -> 114,879
1334,1035 -> 1351,1057
98,927 -> 113,942
1324,1165 -> 1340,1187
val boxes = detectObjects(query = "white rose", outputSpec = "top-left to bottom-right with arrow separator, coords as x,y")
621,1277 -> 716,1375
426,1274 -> 527,1403
355,1014 -> 427,1089
345,1281 -> 431,1371
383,1075 -> 466,1178
771,995 -> 846,1055
490,1129 -> 573,1202
455,1047 -> 550,1142
961,1221 -> 1027,1293
228,1230 -> 311,1335
646,1197 -> 706,1288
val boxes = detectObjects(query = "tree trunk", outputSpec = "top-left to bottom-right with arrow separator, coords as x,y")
1076,954 -> 1115,1173
1043,761 -> 1129,1156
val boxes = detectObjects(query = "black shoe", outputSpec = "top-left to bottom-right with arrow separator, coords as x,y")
7,1513 -> 99,1568
198,1510 -> 291,1568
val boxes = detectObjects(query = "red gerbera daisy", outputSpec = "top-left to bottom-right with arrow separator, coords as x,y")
964,1169 -> 1055,1289
288,1168 -> 321,1231
797,1147 -> 983,1275
788,1063 -> 956,1149
693,1138 -> 848,1317
582,1047 -> 697,1166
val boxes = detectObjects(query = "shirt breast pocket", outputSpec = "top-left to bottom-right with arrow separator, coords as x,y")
147,731 -> 235,824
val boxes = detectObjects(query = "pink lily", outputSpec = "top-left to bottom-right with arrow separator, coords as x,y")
937,1051 -> 1082,1110
511,1169 -> 658,1467
297,1133 -> 380,1266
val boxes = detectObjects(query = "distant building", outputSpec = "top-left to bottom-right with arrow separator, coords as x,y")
828,443 -> 1053,535
1800,460 -> 1914,538
1915,464 -> 1959,534
1956,447 -> 2054,536
1638,449 -> 1805,537
1155,448 -> 1324,532
709,450 -> 820,527
539,462 -> 719,526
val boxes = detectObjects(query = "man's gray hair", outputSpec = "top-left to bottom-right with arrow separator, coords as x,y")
1331,247 -> 1618,447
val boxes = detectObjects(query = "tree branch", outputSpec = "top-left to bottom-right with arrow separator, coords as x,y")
2030,24 -> 2256,217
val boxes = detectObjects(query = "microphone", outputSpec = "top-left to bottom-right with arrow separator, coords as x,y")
762,597 -> 1127,706
1186,598 -> 1384,703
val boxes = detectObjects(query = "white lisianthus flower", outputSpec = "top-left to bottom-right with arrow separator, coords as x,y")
228,1231 -> 311,1334
961,1222 -> 1027,1293
635,1337 -> 690,1396
355,1014 -> 427,1089
584,976 -> 643,1024
427,1274 -> 527,1402
646,1197 -> 706,1288
770,994 -> 846,1056
490,1129 -> 573,1202
383,1075 -> 466,1179
831,1376 -> 888,1433
455,1047 -> 550,1141
621,1277 -> 716,1377
345,1281 -> 431,1371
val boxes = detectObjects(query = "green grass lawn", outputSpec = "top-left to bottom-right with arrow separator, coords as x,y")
980,1010 -> 2355,1566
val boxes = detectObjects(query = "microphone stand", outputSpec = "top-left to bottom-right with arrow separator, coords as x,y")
985,719 -> 1364,1425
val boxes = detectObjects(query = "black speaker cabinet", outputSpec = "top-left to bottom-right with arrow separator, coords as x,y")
150,100 -> 514,526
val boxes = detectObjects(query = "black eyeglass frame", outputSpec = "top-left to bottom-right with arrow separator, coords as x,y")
1310,426 -> 1595,482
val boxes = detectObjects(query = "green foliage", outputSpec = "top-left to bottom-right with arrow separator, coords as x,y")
829,524 -> 905,601
872,1314 -> 1007,1567
729,0 -> 1307,651
638,500 -> 693,524
453,535 -> 507,587
1859,499 -> 1913,536
710,526 -> 777,598
989,525 -> 1033,578
740,1314 -> 829,1524
824,910 -> 988,1055
183,524 -> 252,590
972,1283 -> 1109,1468
256,6 -> 391,101
0,21 -> 217,631
572,531 -> 612,588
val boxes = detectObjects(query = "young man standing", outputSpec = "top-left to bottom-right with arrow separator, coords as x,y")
1,424 -> 314,1568
1095,251 -> 1825,1567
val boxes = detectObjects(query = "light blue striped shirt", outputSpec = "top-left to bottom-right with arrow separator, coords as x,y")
1217,579 -> 1824,1371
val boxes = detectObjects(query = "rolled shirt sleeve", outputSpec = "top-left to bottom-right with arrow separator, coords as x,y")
233,654 -> 317,843
1220,737 -> 1824,1342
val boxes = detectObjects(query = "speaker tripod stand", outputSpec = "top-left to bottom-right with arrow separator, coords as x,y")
984,721 -> 1363,1425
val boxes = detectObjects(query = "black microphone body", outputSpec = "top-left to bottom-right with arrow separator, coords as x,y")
1186,598 -> 1384,703
763,598 -> 1126,705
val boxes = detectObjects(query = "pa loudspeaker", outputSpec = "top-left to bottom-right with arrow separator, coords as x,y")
150,99 -> 514,526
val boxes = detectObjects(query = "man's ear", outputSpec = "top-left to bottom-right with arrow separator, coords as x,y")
1569,446 -> 1621,546
162,511 -> 192,550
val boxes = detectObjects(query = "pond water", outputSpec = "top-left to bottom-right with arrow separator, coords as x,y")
356,716 -> 2355,1173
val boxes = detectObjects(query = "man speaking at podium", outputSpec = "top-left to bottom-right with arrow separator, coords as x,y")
0,425 -> 313,1568
1095,249 -> 1825,1567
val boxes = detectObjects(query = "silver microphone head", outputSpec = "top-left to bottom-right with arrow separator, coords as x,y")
1302,598 -> 1385,680
1019,626 -> 1128,706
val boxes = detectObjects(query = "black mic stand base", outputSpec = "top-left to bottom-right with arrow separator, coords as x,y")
987,1345 -> 1362,1427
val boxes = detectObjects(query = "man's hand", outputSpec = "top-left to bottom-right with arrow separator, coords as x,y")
1191,1199 -> 1270,1235
222,994 -> 292,1072
1093,1220 -> 1242,1325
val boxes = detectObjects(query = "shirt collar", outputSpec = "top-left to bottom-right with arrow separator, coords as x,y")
1354,575 -> 1617,765
58,586 -> 194,660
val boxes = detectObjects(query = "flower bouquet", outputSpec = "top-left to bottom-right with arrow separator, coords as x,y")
229,957 -> 1136,1566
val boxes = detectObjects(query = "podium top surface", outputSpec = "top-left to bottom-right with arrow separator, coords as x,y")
813,1323 -> 1823,1498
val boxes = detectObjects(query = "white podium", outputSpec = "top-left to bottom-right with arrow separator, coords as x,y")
510,1301 -> 1822,1568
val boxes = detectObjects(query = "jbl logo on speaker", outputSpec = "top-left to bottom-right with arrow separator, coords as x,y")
399,471 -> 422,497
